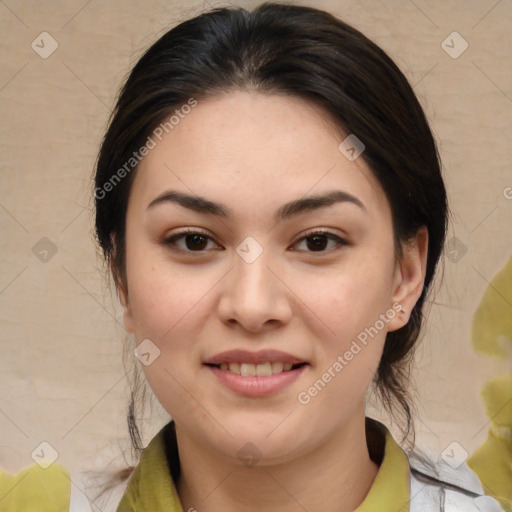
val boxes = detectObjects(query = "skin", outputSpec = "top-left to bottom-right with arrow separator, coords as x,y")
118,90 -> 428,512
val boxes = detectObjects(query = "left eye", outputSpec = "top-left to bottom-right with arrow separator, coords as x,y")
293,230 -> 348,252
162,229 -> 347,254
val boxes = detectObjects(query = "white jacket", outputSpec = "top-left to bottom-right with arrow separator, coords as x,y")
408,450 -> 506,511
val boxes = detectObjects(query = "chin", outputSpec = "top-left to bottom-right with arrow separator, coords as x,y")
209,410 -> 308,455
219,431 -> 308,468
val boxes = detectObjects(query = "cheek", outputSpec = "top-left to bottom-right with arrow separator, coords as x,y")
291,252 -> 394,391
125,254 -> 223,397
126,261 -> 214,417
297,255 -> 394,334
128,262 -> 207,338
295,268 -> 390,416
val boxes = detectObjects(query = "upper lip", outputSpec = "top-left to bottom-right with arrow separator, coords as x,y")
204,349 -> 308,366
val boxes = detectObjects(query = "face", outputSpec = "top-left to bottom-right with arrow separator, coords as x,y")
119,90 -> 426,465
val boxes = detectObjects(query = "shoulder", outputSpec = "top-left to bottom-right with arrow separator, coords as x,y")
406,449 -> 506,512
0,462 -> 131,512
0,462 -> 71,511
67,466 -> 131,512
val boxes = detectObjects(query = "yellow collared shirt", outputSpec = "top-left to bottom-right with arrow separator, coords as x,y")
0,418 -> 506,511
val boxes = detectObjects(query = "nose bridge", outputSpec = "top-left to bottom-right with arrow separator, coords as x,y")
233,239 -> 276,305
218,237 -> 291,330
235,244 -> 272,296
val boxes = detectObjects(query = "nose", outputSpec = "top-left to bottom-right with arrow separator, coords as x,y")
217,246 -> 293,333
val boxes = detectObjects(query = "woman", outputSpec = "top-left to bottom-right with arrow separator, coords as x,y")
0,2 -> 506,511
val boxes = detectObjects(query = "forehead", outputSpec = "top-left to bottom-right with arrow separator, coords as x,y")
130,90 -> 390,220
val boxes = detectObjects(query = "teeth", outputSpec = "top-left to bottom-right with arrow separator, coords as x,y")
240,363 -> 256,377
229,362 -> 240,374
256,362 -> 272,377
271,362 -> 284,373
218,361 -> 300,376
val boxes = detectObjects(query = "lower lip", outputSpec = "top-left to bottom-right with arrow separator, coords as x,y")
206,365 -> 308,397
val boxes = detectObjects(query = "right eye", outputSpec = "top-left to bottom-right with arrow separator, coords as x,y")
162,228 -> 221,254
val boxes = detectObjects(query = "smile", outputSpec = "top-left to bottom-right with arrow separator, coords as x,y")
203,349 -> 309,396
209,362 -> 306,376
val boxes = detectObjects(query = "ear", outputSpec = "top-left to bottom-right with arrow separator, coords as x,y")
110,242 -> 135,335
386,226 -> 429,332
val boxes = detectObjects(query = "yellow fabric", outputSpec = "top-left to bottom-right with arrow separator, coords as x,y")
357,425 -> 410,511
116,425 -> 183,512
0,461 -> 71,512
468,428 -> 512,512
467,256 -> 512,512
467,375 -> 512,512
117,418 -> 410,512
471,256 -> 512,360
477,374 -> 512,428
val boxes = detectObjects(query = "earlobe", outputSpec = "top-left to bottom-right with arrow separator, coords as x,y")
109,251 -> 135,335
116,274 -> 135,336
121,297 -> 135,336
387,226 -> 429,332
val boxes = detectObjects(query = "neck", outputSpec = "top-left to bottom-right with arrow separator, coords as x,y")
175,411 -> 380,512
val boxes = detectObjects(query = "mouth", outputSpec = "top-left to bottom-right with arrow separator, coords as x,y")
204,361 -> 308,376
203,349 -> 309,397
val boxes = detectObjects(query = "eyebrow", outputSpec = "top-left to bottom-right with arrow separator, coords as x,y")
147,189 -> 366,221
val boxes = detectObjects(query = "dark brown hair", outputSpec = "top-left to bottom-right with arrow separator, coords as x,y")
93,0 -> 448,496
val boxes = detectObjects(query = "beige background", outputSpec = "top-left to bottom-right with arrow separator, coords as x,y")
0,0 -> 511,479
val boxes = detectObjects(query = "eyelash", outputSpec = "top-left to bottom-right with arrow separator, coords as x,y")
162,228 -> 349,255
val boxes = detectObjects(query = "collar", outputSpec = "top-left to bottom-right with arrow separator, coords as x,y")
116,417 -> 410,512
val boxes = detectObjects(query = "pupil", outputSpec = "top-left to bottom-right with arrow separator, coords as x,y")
307,235 -> 327,251
187,234 -> 207,250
